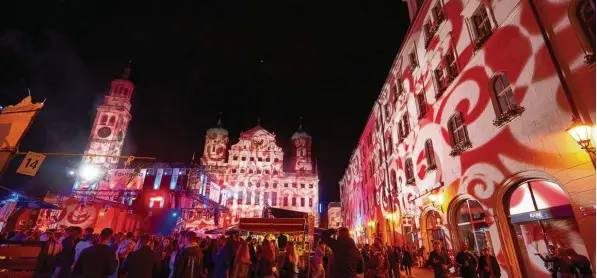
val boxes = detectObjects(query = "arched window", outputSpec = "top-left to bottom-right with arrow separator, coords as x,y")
506,180 -> 590,277
390,169 -> 398,192
425,139 -> 436,169
455,199 -> 492,254
405,158 -> 415,184
578,0 -> 596,51
447,112 -> 470,156
100,115 -> 108,125
492,73 -> 516,114
108,116 -> 116,126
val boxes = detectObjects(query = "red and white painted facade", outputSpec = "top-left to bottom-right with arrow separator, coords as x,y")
201,122 -> 320,224
340,0 -> 595,277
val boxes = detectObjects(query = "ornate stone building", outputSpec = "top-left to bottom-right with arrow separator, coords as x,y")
201,121 -> 320,224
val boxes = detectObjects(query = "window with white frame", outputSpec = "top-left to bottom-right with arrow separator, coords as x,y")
409,51 -> 418,69
395,77 -> 404,99
434,64 -> 446,95
402,113 -> 410,136
445,49 -> 458,79
432,1 -> 445,25
417,92 -> 427,118
471,5 -> 492,48
425,139 -> 437,170
405,158 -> 415,184
578,0 -> 596,61
448,112 -> 471,156
491,72 -> 524,126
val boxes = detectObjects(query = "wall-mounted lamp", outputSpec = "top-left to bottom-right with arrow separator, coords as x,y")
428,194 -> 443,211
567,119 -> 595,152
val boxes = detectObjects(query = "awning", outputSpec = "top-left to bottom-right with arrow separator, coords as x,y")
238,218 -> 306,233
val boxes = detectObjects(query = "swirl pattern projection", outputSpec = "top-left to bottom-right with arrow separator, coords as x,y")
339,0 -> 595,277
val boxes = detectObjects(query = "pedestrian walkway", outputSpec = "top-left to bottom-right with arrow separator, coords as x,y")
400,266 -> 435,278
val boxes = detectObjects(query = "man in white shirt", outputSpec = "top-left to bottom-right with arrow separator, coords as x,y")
73,227 -> 94,267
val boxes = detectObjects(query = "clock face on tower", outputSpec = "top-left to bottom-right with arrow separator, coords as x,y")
117,131 -> 124,142
97,127 -> 112,138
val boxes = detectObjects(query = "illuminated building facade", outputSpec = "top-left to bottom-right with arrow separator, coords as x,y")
340,0 -> 595,277
327,202 -> 341,229
201,121 -> 320,224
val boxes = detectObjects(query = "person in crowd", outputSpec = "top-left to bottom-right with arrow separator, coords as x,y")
74,227 -> 94,266
73,228 -> 118,278
477,247 -> 500,278
173,232 -> 204,278
203,238 -> 215,277
257,239 -> 275,278
401,245 -> 413,277
121,233 -> 162,278
455,242 -> 477,278
280,241 -> 299,278
321,227 -> 364,278
212,236 -> 230,278
568,248 -> 594,278
57,226 -> 81,278
247,237 -> 257,278
312,241 -> 326,278
278,233 -> 287,250
388,245 -> 401,278
536,246 -> 576,278
231,241 -> 251,278
366,243 -> 388,278
427,241 -> 451,278
40,231 -> 62,277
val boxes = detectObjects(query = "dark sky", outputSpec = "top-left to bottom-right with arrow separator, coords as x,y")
0,0 -> 409,202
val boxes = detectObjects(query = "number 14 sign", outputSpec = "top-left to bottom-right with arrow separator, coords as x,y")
17,152 -> 46,176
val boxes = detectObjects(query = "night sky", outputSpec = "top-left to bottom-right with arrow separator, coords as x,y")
0,0 -> 409,203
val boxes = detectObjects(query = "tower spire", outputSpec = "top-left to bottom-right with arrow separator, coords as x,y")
122,60 -> 132,79
217,112 -> 223,127
298,116 -> 303,131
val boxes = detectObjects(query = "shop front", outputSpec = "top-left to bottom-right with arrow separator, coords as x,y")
420,208 -> 453,258
503,179 -> 592,278
453,198 -> 495,256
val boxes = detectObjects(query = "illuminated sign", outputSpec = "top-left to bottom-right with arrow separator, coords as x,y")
104,169 -> 147,190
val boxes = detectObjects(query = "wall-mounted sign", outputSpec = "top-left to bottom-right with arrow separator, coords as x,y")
510,205 -> 574,224
408,182 -> 444,202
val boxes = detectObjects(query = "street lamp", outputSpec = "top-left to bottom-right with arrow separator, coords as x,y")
567,119 -> 595,153
428,193 -> 443,211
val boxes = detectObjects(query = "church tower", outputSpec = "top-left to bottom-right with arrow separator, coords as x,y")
82,63 -> 134,171
291,120 -> 313,173
200,116 -> 229,168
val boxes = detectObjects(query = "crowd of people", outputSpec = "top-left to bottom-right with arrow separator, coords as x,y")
2,226 -> 593,278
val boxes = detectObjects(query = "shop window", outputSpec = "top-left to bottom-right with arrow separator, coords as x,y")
506,180 -> 590,277
417,92 -> 427,118
390,169 -> 398,192
422,141 -> 435,172
470,5 -> 492,51
448,112 -> 471,156
491,72 -> 525,127
455,199 -> 492,255
405,158 -> 415,184
425,210 -> 448,253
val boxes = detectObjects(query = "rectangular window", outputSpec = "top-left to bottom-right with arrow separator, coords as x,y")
240,169 -> 245,173
432,2 -> 445,24
257,169 -> 262,174
409,51 -> 418,69
292,183 -> 297,188
272,192 -> 278,206
472,6 -> 492,41
284,196 -> 289,206
301,184 -> 305,188
445,49 -> 458,79
394,78 -> 404,99
233,156 -> 238,160
237,191 -> 244,205
434,66 -> 446,95
226,196 -> 233,206
265,170 -> 270,174
232,169 -> 237,174
258,157 -> 263,162
246,191 -> 252,205
398,121 -> 404,142
284,183 -> 289,187
264,192 -> 269,205
387,135 -> 393,155
309,198 -> 313,207
309,184 -> 313,188
241,157 -> 246,161
424,21 -> 433,42
402,113 -> 410,136
266,157 -> 270,162
250,157 -> 255,161
292,197 -> 297,206
417,92 -> 427,118
301,198 -> 305,207
255,191 -> 260,205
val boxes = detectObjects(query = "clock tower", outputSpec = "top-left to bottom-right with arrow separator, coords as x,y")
80,63 -> 134,180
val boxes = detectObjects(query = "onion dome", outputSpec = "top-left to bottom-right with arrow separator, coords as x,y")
292,118 -> 310,139
207,116 -> 228,136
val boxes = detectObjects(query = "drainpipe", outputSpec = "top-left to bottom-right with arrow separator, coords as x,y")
527,0 -> 585,123
376,101 -> 397,245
